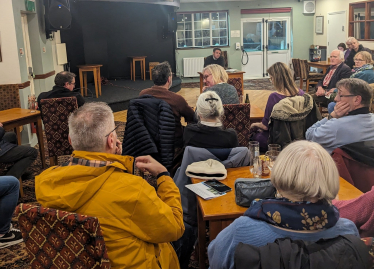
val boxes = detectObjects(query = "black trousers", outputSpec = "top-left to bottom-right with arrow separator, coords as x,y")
0,132 -> 38,178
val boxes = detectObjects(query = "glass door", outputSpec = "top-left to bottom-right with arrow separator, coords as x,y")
241,17 -> 290,79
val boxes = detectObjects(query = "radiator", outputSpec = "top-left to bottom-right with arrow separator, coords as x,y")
183,57 -> 204,77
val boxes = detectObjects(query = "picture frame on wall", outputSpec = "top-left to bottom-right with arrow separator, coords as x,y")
315,16 -> 324,34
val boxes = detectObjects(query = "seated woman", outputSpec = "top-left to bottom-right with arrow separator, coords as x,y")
208,140 -> 359,269
337,42 -> 350,60
250,62 -> 304,151
328,51 -> 374,113
184,91 -> 238,148
202,64 -> 239,104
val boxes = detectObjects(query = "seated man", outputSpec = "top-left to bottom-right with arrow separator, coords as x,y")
0,123 -> 38,179
35,102 -> 184,269
140,61 -> 195,148
313,50 -> 352,107
204,47 -> 225,68
37,71 -> 85,108
306,78 -> 374,154
0,176 -> 22,249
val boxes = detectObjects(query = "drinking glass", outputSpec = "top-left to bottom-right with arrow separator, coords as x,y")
268,144 -> 281,152
265,150 -> 279,171
248,141 -> 259,165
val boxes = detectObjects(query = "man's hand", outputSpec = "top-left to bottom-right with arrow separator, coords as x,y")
115,139 -> 122,155
250,122 -> 260,130
202,86 -> 208,92
135,155 -> 167,177
316,86 -> 325,97
331,101 -> 350,119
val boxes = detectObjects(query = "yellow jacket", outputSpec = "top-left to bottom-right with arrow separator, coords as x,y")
35,151 -> 184,269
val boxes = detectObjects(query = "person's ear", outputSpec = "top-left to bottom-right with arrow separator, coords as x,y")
68,135 -> 72,145
355,95 -> 362,106
106,133 -> 115,149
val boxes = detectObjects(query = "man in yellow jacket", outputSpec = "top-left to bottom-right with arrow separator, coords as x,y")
35,102 -> 185,269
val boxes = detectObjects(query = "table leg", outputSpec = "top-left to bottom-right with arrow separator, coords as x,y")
130,61 -> 133,80
140,60 -> 143,81
200,74 -> 203,94
198,206 -> 207,269
14,127 -> 22,146
36,117 -> 46,169
143,59 -> 146,81
93,68 -> 98,98
79,69 -> 84,96
133,60 -> 136,81
84,72 -> 88,96
97,67 -> 102,96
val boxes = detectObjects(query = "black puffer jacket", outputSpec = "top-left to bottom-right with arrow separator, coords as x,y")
122,95 -> 175,168
268,94 -> 322,149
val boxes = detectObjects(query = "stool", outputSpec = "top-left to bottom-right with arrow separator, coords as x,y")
149,62 -> 159,80
129,56 -> 146,81
77,64 -> 102,98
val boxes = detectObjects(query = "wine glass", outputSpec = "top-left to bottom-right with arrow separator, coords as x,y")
265,150 -> 279,171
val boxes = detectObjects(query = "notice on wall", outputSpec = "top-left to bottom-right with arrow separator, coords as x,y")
231,30 -> 240,38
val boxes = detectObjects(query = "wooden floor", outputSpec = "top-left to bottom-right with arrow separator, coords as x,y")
113,88 -> 272,122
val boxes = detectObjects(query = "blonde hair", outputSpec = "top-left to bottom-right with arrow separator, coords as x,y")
196,91 -> 223,120
202,64 -> 228,85
271,140 -> 339,203
267,62 -> 299,96
346,36 -> 357,44
355,51 -> 374,65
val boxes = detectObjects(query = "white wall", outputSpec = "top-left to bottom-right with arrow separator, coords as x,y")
0,0 -> 22,84
313,0 -> 374,50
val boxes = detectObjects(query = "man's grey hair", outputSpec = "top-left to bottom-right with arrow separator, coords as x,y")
336,78 -> 373,107
196,91 -> 223,120
68,102 -> 114,152
346,36 -> 357,44
331,49 -> 344,61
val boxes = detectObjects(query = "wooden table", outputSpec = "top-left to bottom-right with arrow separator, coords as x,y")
1,108 -> 46,169
199,71 -> 246,93
249,104 -> 264,124
129,56 -> 147,81
77,64 -> 102,98
192,166 -> 363,269
308,61 -> 330,74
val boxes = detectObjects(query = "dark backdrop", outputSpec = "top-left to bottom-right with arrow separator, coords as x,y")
61,1 -> 176,81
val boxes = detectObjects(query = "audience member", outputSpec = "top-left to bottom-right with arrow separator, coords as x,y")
313,50 -> 352,108
345,37 -> 373,69
337,42 -> 347,54
204,47 -> 225,68
37,71 -> 85,108
35,102 -> 184,269
208,140 -> 359,269
0,123 -> 38,179
184,91 -> 238,148
250,62 -> 304,151
345,40 -> 352,61
328,51 -> 374,113
306,78 -> 374,154
0,176 -> 22,249
202,64 -> 239,104
140,61 -> 195,148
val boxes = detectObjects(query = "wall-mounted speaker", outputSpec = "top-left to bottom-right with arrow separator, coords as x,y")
303,0 -> 316,14
45,0 -> 72,38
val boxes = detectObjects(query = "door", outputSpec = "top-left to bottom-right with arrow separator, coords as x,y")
241,17 -> 290,79
21,14 -> 35,95
327,11 -> 346,55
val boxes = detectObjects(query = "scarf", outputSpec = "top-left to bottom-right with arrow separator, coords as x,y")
244,197 -> 340,231
351,64 -> 373,78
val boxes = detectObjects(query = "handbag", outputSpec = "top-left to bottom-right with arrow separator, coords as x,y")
234,178 -> 276,207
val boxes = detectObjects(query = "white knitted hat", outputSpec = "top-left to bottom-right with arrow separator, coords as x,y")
185,159 -> 227,180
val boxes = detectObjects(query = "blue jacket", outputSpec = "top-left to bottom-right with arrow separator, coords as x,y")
353,68 -> 374,84
208,216 -> 359,269
0,127 -> 17,157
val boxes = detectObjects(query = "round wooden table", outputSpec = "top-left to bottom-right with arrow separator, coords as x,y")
77,64 -> 103,98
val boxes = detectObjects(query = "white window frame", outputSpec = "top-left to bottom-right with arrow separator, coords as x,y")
176,11 -> 229,49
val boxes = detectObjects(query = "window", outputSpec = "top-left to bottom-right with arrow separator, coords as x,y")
176,11 -> 229,49
349,0 -> 374,40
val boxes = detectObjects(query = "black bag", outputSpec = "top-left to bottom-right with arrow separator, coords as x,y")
234,178 -> 276,207
234,235 -> 371,269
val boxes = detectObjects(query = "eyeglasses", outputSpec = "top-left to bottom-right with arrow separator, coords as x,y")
203,74 -> 211,80
335,93 -> 357,100
70,82 -> 76,85
105,125 -> 119,137
354,59 -> 365,62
